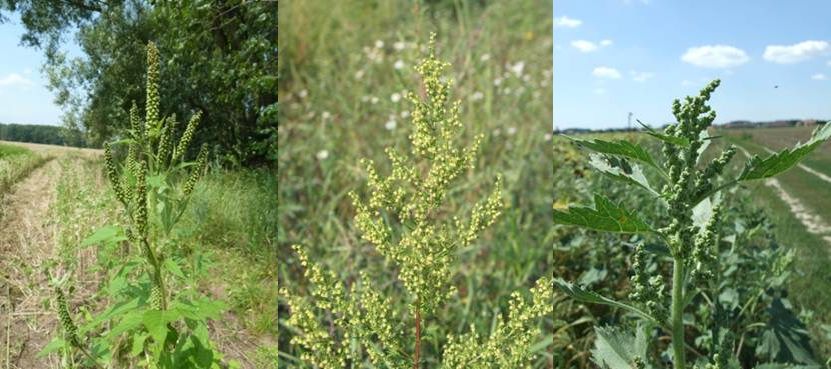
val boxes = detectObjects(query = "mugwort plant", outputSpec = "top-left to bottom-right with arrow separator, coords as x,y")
280,34 -> 553,368
553,80 -> 831,369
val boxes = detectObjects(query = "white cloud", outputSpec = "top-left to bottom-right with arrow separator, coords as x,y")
764,41 -> 829,64
554,16 -> 582,28
630,71 -> 654,82
571,39 -> 612,53
681,45 -> 749,68
812,73 -> 827,80
0,73 -> 33,88
571,40 -> 598,53
593,66 -> 622,79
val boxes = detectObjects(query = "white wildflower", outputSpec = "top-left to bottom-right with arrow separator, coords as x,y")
316,150 -> 329,160
370,96 -> 379,104
390,93 -> 402,103
393,41 -> 406,51
400,110 -> 410,118
298,89 -> 308,98
470,91 -> 484,101
480,53 -> 491,62
509,61 -> 525,77
494,78 -> 503,86
544,133 -> 553,141
355,69 -> 365,80
506,126 -> 517,136
375,40 -> 384,49
385,119 -> 397,130
322,111 -> 331,120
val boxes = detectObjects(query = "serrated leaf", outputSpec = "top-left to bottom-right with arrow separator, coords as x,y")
553,194 -> 654,234
588,154 -> 661,197
567,136 -> 661,169
738,123 -> 831,181
554,278 -> 657,323
591,326 -> 652,369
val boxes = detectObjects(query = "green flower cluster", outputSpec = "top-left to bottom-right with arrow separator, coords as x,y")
282,33 -> 551,368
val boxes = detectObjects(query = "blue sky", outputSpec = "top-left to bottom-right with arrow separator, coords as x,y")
0,13 -> 82,126
554,0 -> 831,130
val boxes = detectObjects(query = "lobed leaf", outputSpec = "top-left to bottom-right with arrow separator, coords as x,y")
553,278 -> 658,323
553,194 -> 654,234
591,326 -> 652,369
738,123 -> 831,181
588,154 -> 661,197
567,136 -> 661,169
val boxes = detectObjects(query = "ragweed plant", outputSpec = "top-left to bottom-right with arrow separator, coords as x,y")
553,80 -> 831,369
280,34 -> 553,368
43,42 -> 228,369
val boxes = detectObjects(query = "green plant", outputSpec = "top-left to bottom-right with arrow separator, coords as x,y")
280,34 -> 552,368
552,80 -> 831,369
42,42 -> 230,368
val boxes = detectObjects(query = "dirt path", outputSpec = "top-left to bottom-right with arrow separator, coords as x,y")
0,159 -> 62,369
735,144 -> 831,246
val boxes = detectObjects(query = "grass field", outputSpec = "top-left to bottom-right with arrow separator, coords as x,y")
0,141 -> 276,368
0,141 -> 51,202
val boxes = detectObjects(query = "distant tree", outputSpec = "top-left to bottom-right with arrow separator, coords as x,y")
0,123 -> 88,147
0,0 -> 277,166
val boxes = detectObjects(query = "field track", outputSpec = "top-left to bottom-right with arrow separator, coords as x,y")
0,142 -> 268,368
0,157 -> 63,368
733,143 -> 831,247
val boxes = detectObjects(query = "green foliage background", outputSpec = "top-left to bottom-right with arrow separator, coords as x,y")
277,0 -> 554,366
0,0 -> 277,166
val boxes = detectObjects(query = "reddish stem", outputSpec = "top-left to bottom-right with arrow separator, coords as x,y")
414,305 -> 421,369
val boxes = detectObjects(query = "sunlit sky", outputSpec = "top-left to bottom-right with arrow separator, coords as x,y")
0,13 -> 83,126
554,0 -> 831,130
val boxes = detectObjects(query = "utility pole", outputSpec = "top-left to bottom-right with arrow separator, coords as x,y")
628,112 -> 633,131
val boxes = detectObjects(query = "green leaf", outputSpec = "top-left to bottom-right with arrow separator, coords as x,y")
738,123 -> 831,181
637,120 -> 690,147
142,310 -> 170,348
37,336 -> 66,357
554,278 -> 657,323
567,136 -> 661,169
81,225 -> 126,247
591,326 -> 651,369
587,154 -> 661,197
553,194 -> 654,234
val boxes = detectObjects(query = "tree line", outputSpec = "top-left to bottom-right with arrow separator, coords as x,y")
0,0 -> 277,167
0,122 -> 88,147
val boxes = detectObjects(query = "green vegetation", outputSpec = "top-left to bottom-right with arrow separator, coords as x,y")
0,142 -> 49,199
0,123 -> 88,147
281,35 -> 552,368
278,0 -> 553,367
0,0 -> 277,165
553,81 -> 831,368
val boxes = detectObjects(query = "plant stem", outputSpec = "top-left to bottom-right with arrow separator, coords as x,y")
413,304 -> 421,369
671,257 -> 686,369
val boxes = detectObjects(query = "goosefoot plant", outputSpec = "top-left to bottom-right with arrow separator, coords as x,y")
553,80 -> 831,369
44,42 -> 227,368
281,34 -> 553,368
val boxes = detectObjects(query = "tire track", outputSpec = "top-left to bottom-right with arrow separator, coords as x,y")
734,144 -> 831,247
